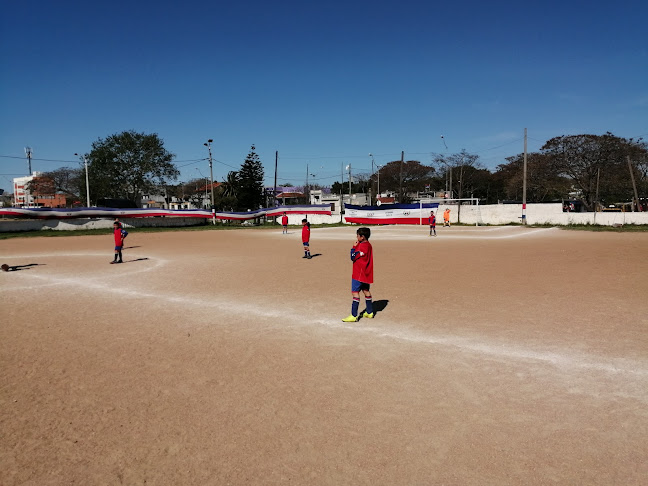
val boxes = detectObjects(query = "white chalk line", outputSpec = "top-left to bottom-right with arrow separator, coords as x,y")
301,226 -> 558,240
9,261 -> 648,388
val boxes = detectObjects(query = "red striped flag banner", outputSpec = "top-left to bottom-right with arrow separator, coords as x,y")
0,205 -> 332,220
344,203 -> 439,225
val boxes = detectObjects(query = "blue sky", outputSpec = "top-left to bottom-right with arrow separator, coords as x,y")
1,0 -> 646,194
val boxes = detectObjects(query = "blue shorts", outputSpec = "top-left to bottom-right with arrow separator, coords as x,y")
303,241 -> 309,247
351,279 -> 370,292
115,245 -> 123,251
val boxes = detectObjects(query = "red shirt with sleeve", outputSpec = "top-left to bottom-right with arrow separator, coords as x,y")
302,224 -> 310,243
352,240 -> 373,283
429,214 -> 436,226
282,215 -> 288,226
113,227 -> 127,246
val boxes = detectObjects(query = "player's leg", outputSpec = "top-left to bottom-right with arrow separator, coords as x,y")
343,283 -> 362,322
361,286 -> 374,318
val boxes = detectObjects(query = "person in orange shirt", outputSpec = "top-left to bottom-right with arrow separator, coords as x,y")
443,208 -> 451,227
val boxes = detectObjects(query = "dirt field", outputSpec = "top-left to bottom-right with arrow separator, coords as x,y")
1,225 -> 647,485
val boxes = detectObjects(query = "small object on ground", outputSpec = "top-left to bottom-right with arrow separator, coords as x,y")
1,264 -> 9,272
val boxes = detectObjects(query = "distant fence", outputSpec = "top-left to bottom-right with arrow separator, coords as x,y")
0,205 -> 331,220
2,203 -> 647,232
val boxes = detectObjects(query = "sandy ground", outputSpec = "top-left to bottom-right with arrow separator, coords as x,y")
1,225 -> 647,485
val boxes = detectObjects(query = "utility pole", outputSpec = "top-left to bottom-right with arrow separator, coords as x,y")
522,128 -> 528,224
594,167 -> 600,224
274,150 -> 278,207
306,163 -> 309,204
75,153 -> 90,207
25,147 -> 32,175
368,153 -> 374,205
458,163 -> 464,223
449,166 -> 453,200
347,164 -> 352,199
399,151 -> 404,203
204,139 -> 215,223
340,162 -> 344,222
627,155 -> 641,211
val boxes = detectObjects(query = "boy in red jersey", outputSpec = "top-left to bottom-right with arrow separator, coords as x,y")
342,227 -> 374,322
281,212 -> 288,234
428,211 -> 436,237
110,221 -> 128,264
301,219 -> 311,259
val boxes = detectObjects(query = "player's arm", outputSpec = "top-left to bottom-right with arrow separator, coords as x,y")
350,242 -> 367,262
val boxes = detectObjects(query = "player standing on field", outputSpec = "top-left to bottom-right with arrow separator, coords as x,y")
281,212 -> 288,234
110,221 -> 128,264
342,227 -> 374,322
429,211 -> 437,237
301,219 -> 311,259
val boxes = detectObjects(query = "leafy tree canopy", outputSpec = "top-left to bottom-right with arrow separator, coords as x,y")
541,133 -> 648,209
236,145 -> 264,210
86,130 -> 179,205
27,167 -> 83,205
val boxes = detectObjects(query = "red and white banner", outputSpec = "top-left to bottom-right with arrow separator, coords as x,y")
344,203 -> 439,225
0,205 -> 331,220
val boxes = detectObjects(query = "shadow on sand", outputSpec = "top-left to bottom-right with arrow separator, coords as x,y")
3,263 -> 45,272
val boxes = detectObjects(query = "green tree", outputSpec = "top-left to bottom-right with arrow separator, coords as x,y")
541,133 -> 648,210
494,153 -> 571,202
27,167 -> 83,206
86,130 -> 179,205
237,145 -> 264,210
432,150 -> 481,199
370,160 -> 435,202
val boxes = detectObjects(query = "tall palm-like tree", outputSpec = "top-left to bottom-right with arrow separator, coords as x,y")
220,171 -> 239,200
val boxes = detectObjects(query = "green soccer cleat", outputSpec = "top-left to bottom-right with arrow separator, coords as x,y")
342,314 -> 358,322
362,312 -> 374,319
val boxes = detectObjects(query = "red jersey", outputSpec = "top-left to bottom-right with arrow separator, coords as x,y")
302,224 -> 310,243
113,227 -> 127,246
351,240 -> 373,284
281,215 -> 288,226
429,214 -> 436,226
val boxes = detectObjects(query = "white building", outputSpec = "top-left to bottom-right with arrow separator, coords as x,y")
13,172 -> 42,207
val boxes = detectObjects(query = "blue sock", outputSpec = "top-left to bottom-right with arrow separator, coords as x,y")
365,299 -> 373,314
352,298 -> 360,316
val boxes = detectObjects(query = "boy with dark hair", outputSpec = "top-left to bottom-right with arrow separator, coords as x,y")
110,221 -> 128,264
342,227 -> 374,322
429,211 -> 436,236
301,219 -> 311,259
281,212 -> 288,234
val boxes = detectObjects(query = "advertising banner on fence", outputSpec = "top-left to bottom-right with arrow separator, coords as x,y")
0,205 -> 332,220
344,202 -> 439,225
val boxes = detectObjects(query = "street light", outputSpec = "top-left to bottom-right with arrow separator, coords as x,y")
375,164 -> 382,201
203,139 -> 215,223
369,153 -> 375,204
346,164 -> 352,199
74,153 -> 90,207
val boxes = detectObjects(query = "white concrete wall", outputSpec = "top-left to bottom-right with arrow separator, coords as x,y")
440,203 -> 648,226
3,204 -> 647,232
0,217 -> 207,232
